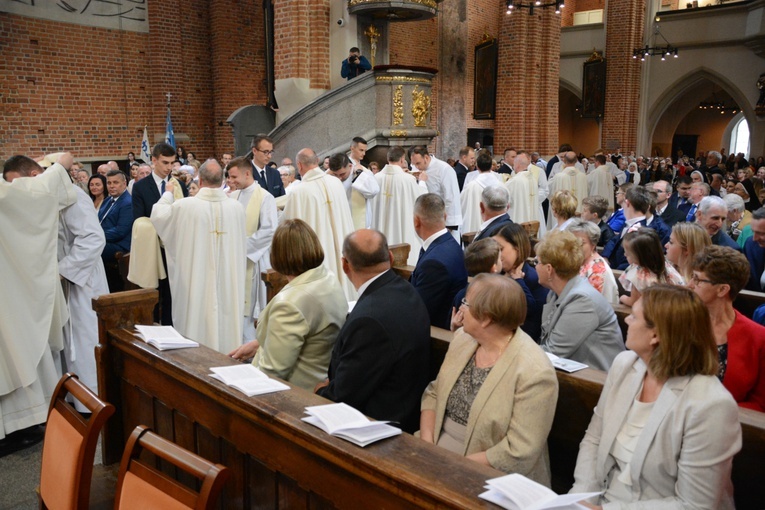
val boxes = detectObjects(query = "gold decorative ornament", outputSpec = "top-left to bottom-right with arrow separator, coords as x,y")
411,85 -> 431,127
364,25 -> 381,67
349,0 -> 437,7
392,85 -> 404,126
585,49 -> 604,63
390,129 -> 408,137
375,76 -> 432,84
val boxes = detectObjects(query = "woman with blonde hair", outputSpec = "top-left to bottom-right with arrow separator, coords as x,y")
571,285 -> 741,508
664,222 -> 711,282
549,189 -> 578,231
229,219 -> 347,391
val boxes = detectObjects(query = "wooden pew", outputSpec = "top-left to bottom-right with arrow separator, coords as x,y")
428,327 -> 765,509
93,290 -> 503,510
262,243 -> 415,301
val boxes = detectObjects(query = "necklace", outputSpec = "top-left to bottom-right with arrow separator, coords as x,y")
476,334 -> 513,368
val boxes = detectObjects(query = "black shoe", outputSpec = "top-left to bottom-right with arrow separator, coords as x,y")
0,424 -> 45,458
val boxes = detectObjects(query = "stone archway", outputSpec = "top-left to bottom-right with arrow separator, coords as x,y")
559,81 -> 600,155
647,68 -> 754,157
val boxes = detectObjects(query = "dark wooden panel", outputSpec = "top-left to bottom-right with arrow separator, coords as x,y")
277,474 -> 308,510
221,441 -> 246,510
153,398 -> 176,477
172,411 -> 198,490
249,457 -> 277,510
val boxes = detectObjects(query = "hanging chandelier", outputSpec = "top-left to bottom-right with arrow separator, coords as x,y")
632,19 -> 679,62
506,0 -> 564,15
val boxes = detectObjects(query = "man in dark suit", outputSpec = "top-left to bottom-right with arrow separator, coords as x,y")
100,170 -> 134,292
667,176 -> 692,210
678,182 -> 710,223
250,134 -> 285,197
602,186 -> 664,270
316,230 -> 430,433
453,146 -> 474,191
649,180 -> 685,228
498,148 -> 516,176
473,186 -> 513,242
410,193 -> 468,329
131,142 -> 188,324
744,208 -> 765,291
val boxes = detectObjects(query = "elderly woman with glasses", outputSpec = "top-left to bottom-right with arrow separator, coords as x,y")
534,230 -> 624,371
419,274 -> 558,485
571,285 -> 741,509
689,245 -> 765,411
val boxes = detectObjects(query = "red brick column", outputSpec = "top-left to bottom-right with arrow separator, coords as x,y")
495,5 -> 560,154
601,0 -> 645,152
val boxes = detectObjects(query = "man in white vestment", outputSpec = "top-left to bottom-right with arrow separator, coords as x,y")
151,159 -> 246,355
369,146 -> 425,266
0,154 -> 76,445
227,157 -> 278,343
547,151 -> 589,230
588,154 -> 616,212
461,150 -> 503,236
505,151 -> 548,237
283,148 -> 357,300
595,148 -> 626,185
549,150 -> 585,179
327,150 -> 379,230
410,146 -> 462,241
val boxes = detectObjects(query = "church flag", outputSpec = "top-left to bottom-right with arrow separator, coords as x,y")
165,108 -> 175,149
140,126 -> 151,163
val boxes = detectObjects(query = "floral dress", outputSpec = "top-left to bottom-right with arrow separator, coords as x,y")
619,261 -> 685,293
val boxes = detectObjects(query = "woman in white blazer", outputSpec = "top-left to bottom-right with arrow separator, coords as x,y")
229,219 -> 347,391
419,274 -> 559,485
571,285 -> 741,509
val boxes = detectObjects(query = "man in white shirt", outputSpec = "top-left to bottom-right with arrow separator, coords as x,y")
227,157 -> 278,343
506,151 -> 548,236
328,149 -> 379,230
461,150 -> 503,236
410,146 -> 462,241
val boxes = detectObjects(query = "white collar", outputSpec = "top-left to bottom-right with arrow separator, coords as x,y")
421,228 -> 448,251
356,269 -> 389,298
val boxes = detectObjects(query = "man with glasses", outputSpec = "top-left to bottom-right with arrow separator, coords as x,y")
648,180 -> 685,228
250,134 -> 285,197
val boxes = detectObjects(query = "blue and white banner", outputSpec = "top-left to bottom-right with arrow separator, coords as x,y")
165,108 -> 175,149
140,126 -> 151,163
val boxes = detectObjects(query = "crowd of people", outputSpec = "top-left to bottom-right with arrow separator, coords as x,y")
2,136 -> 765,508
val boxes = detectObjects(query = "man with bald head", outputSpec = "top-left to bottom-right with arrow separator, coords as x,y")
547,151 -> 589,230
316,229 -> 430,433
150,159 -> 246,354
283,148 -> 356,300
649,180 -> 685,228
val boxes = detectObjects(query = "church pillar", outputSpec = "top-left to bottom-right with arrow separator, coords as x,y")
495,5 -> 560,154
210,0 -> 267,156
438,0 -> 468,158
601,0 -> 645,152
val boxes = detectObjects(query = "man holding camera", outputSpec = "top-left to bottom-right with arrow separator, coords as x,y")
341,47 -> 371,81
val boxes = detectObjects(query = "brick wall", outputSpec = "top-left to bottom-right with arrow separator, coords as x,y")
467,0 -> 500,132
602,0 -> 645,152
1,1 -> 267,162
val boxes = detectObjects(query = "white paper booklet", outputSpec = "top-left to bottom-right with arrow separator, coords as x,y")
479,473 -> 600,510
134,325 -> 199,350
545,352 -> 589,373
302,402 -> 402,447
209,364 -> 290,397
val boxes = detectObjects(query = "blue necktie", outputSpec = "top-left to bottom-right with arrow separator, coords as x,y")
686,204 -> 697,222
161,179 -> 166,194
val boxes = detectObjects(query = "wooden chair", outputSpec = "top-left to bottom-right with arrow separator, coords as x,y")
38,373 -> 115,510
113,425 -> 229,510
461,231 -> 477,247
520,220 -> 540,239
114,252 -> 139,291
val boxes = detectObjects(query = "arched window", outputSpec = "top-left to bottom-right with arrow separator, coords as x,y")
730,117 -> 750,159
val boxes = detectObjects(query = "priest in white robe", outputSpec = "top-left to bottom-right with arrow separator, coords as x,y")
369,146 -> 426,266
460,150 -> 503,237
410,147 -> 462,241
227,157 -> 278,343
327,152 -> 379,230
547,152 -> 589,231
283,148 -> 356,300
1,155 -> 76,440
505,151 -> 548,237
58,184 -> 110,412
588,154 -> 615,212
151,159 -> 246,355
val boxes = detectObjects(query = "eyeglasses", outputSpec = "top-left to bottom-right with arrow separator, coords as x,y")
690,274 -> 716,285
254,148 -> 275,156
460,298 -> 470,308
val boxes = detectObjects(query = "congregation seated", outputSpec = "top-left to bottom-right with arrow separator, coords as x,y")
744,207 -> 765,292
493,223 -> 548,342
535,230 -> 624,371
571,285 -> 741,508
549,189 -> 577,232
689,245 -> 765,412
580,195 -> 614,247
617,228 -> 684,307
664,222 -> 711,282
450,238 -> 502,329
724,193 -> 751,241
696,196 -> 740,251
230,219 -> 347,391
88,174 -> 108,211
419,274 -> 558,484
565,219 -> 619,306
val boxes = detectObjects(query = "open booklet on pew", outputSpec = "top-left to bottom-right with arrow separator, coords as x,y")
545,352 -> 588,373
479,473 -> 600,510
134,325 -> 199,350
302,403 -> 402,447
208,364 -> 290,397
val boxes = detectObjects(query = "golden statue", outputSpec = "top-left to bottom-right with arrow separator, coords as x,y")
364,25 -> 381,67
412,85 -> 431,127
392,85 -> 404,126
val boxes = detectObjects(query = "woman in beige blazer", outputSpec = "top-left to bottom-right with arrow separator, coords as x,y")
230,219 -> 347,391
419,274 -> 559,486
571,285 -> 741,509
